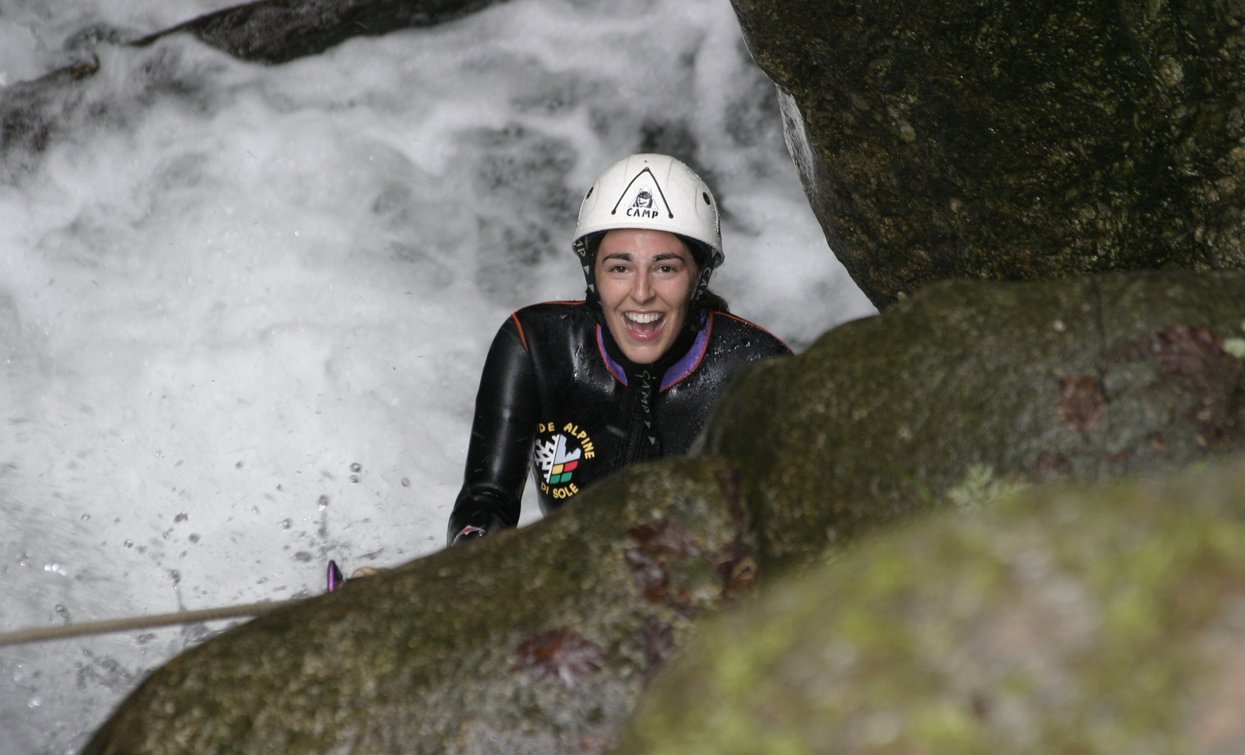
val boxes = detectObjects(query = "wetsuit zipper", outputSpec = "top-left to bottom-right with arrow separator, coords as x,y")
623,369 -> 660,465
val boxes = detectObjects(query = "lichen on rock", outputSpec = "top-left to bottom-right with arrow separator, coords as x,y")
619,453 -> 1245,754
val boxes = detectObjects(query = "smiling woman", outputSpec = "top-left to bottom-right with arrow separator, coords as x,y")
447,154 -> 792,544
595,229 -> 698,364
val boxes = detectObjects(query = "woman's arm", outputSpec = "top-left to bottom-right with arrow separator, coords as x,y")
446,316 -> 539,545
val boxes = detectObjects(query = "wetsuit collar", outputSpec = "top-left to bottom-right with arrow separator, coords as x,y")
596,311 -> 713,391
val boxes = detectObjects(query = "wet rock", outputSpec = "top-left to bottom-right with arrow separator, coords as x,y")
84,458 -> 757,754
0,0 -> 504,176
0,56 -> 100,177
135,0 -> 509,64
702,270 -> 1245,570
85,270 -> 1245,751
731,0 -> 1245,306
619,454 -> 1245,753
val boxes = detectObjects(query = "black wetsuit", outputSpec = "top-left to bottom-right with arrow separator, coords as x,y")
447,300 -> 791,542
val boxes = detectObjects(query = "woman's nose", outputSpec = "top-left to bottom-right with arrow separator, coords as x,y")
632,270 -> 654,301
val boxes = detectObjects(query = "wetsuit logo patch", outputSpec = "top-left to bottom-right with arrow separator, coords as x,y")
534,421 -> 596,500
538,434 -> 580,484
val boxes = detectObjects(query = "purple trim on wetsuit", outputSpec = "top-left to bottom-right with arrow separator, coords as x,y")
660,313 -> 712,391
594,312 -> 714,392
597,325 -> 629,386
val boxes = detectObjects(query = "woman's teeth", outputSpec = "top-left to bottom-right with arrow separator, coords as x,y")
626,312 -> 662,324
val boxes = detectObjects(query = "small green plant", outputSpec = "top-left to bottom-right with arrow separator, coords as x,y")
1223,337 -> 1245,359
944,464 -> 1026,513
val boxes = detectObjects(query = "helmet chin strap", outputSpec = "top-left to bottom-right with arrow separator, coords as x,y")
691,265 -> 713,304
573,235 -> 603,317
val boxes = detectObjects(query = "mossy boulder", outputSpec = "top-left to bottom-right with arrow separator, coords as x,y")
704,270 -> 1245,571
85,458 -> 756,754
731,0 -> 1245,306
86,270 -> 1245,752
620,453 -> 1245,753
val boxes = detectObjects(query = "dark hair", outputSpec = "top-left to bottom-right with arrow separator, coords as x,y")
697,289 -> 730,314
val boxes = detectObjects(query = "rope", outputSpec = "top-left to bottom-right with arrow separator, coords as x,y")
0,599 -> 302,648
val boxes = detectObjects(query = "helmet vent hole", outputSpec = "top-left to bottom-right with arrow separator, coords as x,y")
585,188 -> 594,200
702,192 -> 712,205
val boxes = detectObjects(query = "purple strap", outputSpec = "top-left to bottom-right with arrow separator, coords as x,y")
326,560 -> 344,592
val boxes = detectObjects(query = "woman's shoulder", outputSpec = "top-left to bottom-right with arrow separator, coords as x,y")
500,300 -> 594,351
509,300 -> 595,330
708,311 -> 793,356
513,300 -> 591,319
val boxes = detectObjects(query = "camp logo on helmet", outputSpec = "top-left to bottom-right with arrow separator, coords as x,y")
533,420 -> 596,500
628,190 -> 657,218
611,168 -> 674,221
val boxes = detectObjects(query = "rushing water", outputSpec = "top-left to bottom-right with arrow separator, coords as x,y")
0,0 -> 874,751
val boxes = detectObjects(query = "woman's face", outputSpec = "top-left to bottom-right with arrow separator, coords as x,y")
594,229 -> 699,365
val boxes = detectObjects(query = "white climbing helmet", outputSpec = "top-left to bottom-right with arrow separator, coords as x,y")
572,153 -> 723,271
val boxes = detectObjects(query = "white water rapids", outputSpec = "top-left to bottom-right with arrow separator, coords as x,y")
0,0 -> 874,751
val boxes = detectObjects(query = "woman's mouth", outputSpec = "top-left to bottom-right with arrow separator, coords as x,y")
623,311 -> 665,339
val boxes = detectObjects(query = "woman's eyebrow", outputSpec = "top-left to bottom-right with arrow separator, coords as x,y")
599,250 -> 688,262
